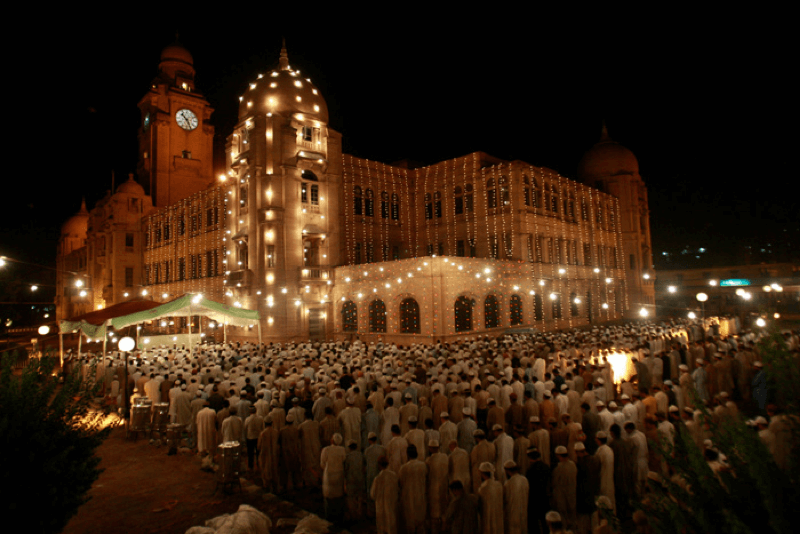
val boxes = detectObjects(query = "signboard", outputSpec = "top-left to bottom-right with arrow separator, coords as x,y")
720,279 -> 750,287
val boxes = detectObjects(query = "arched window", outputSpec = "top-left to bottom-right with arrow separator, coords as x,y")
301,170 -> 318,181
455,296 -> 473,332
311,184 -> 319,205
485,295 -> 500,329
550,185 -> 559,214
369,299 -> 386,332
465,184 -> 474,212
454,186 -> 464,215
551,294 -> 562,319
486,178 -> 497,209
353,186 -> 362,216
607,202 -> 615,230
342,301 -> 357,332
381,191 -> 389,219
365,189 -> 374,217
400,298 -> 420,334
534,294 -> 544,321
425,193 -> 433,220
570,292 -> 579,317
499,176 -> 510,205
523,176 -> 531,206
510,295 -> 523,325
434,191 -> 442,218
391,193 -> 400,221
532,177 -> 541,208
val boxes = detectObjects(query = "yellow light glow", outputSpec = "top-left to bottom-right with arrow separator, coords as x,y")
267,274 -> 275,283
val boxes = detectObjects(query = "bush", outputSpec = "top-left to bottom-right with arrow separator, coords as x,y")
640,331 -> 798,534
0,349 -> 111,533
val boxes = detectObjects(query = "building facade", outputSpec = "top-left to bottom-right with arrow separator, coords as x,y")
56,42 -> 655,343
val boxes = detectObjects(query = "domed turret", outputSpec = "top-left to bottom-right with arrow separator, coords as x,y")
61,199 -> 89,239
158,40 -> 195,82
237,44 -> 328,123
116,173 -> 145,196
577,123 -> 639,182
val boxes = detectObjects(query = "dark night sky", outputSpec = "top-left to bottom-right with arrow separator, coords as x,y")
4,16 -> 797,285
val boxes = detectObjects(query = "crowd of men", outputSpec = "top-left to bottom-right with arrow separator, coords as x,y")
65,317 -> 798,534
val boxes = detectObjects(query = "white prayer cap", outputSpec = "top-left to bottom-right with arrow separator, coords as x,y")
503,460 -> 517,469
596,400 -> 605,407
608,401 -> 617,408
545,511 -> 561,522
596,431 -> 608,439
332,433 -> 343,445
492,424 -> 503,432
463,407 -> 472,416
574,442 -> 586,451
478,462 -> 495,473
529,416 -> 540,423
428,439 -> 440,448
555,445 -> 567,455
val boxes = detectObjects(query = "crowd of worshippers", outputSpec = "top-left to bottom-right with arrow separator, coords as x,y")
66,318 -> 798,534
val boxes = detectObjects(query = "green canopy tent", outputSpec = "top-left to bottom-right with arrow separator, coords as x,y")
58,299 -> 163,362
109,293 -> 261,347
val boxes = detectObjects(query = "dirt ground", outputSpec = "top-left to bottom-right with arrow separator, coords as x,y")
63,424 -> 376,534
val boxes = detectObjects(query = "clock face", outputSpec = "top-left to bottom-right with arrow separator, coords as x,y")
176,109 -> 198,131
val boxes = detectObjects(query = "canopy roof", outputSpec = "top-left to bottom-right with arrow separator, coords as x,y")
59,299 -> 161,337
110,293 -> 260,329
59,293 -> 260,337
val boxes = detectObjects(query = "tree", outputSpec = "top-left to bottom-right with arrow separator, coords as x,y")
0,349 -> 111,533
640,330 -> 799,534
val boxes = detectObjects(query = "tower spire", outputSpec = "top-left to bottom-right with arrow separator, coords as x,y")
599,119 -> 611,143
279,38 -> 290,71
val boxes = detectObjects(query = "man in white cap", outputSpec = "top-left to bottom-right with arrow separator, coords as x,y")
552,445 -> 577,532
470,429 -> 496,493
321,433 -> 347,521
595,431 -> 615,512
457,407 -> 477,454
448,438 -> 471,494
493,424 -> 514,484
478,462 -> 504,534
503,460 -> 528,534
339,395 -> 362,451
438,412 -> 457,454
427,439 -> 449,534
399,444 -> 428,534
371,455 -> 399,534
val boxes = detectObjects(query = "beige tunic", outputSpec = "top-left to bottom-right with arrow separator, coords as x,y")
371,469 -> 399,534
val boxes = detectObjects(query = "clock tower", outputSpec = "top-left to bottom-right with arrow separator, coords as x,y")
137,41 -> 214,207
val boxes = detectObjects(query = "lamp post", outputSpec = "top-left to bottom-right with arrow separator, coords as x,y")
118,336 -> 135,422
696,292 -> 708,323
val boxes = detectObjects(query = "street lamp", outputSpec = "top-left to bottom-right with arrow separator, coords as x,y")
696,292 -> 708,321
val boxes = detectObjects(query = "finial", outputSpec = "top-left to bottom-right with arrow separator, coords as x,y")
279,38 -> 290,71
79,197 -> 88,214
599,120 -> 611,143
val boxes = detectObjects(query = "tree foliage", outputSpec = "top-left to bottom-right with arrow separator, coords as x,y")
0,350 -> 111,534
641,331 -> 799,534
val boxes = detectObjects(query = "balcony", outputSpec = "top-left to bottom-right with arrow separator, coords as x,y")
225,269 -> 253,288
298,267 -> 332,282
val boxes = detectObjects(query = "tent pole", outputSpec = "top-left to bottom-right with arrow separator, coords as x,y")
258,321 -> 262,345
224,323 -> 227,343
59,332 -> 64,367
188,314 -> 192,349
77,333 -> 82,356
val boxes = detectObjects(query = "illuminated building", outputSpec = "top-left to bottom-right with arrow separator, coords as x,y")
56,41 -> 655,343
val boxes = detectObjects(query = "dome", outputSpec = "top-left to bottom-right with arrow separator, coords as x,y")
577,125 -> 639,182
158,41 -> 195,82
160,42 -> 194,68
61,199 -> 89,238
116,174 -> 145,196
237,45 -> 328,123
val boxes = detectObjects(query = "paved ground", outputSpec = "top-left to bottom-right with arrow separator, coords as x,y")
63,424 -> 375,534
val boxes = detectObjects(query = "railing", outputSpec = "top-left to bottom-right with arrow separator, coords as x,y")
298,267 -> 331,282
226,269 -> 253,287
